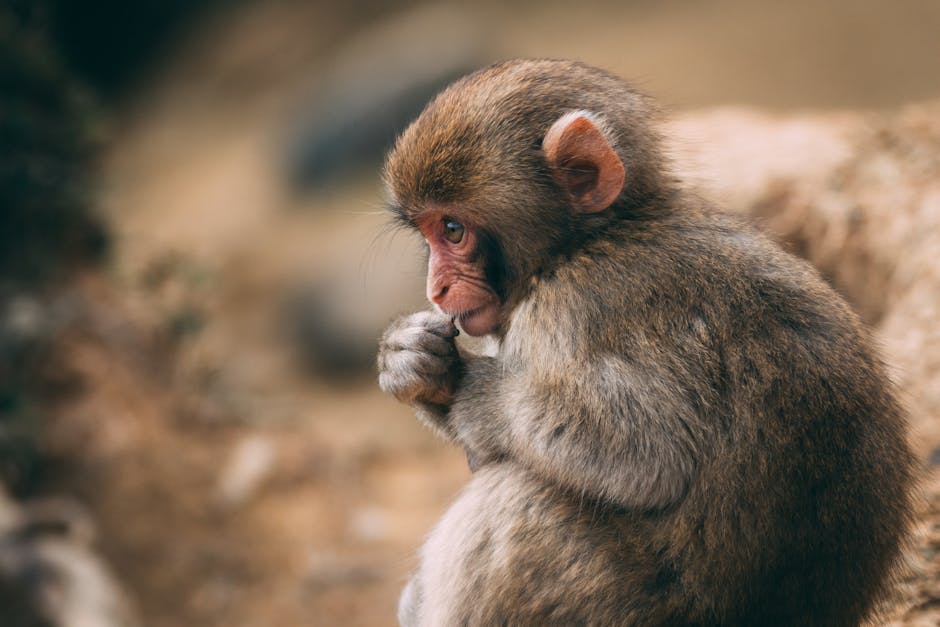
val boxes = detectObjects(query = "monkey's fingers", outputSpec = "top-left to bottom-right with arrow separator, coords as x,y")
390,348 -> 455,376
383,326 -> 456,357
378,366 -> 453,405
410,310 -> 459,338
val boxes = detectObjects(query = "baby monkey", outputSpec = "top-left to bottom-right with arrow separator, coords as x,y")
378,59 -> 915,626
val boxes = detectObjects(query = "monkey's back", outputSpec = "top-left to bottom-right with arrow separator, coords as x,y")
418,210 -> 915,626
592,211 -> 915,624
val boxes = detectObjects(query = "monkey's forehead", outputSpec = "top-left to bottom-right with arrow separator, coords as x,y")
384,70 -> 571,209
383,114 -> 545,222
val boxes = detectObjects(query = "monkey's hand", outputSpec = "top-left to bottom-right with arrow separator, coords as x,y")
378,310 -> 461,411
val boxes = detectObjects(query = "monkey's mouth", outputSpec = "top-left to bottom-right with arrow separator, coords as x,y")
455,303 -> 500,337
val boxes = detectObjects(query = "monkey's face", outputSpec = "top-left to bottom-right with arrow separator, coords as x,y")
391,108 -> 624,337
384,61 -> 637,337
388,110 -> 625,337
417,210 -> 502,336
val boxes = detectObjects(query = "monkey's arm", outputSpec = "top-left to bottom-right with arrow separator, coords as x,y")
450,354 -> 705,510
378,311 -> 463,440
377,310 -> 702,508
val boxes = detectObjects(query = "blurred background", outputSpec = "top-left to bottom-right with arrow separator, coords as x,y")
2,1 -> 939,625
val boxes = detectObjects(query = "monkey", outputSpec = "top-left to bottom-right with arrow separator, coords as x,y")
377,59 -> 916,626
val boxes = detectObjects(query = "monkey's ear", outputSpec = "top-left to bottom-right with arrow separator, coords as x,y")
543,111 -> 625,213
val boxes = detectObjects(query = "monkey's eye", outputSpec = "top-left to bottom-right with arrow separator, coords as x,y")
443,220 -> 465,244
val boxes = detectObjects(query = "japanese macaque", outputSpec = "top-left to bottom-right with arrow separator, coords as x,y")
377,59 -> 916,626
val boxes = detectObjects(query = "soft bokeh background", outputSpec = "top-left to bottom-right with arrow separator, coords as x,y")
2,1 -> 939,625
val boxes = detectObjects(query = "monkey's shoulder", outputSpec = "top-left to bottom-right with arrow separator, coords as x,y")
528,212 -> 863,353
542,214 -> 768,300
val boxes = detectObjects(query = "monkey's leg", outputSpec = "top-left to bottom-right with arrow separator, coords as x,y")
411,465 -> 678,626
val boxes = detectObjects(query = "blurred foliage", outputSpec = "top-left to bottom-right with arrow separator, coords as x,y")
0,292 -> 69,496
4,0 -> 237,97
0,579 -> 52,627
0,5 -> 106,284
0,3 -> 100,500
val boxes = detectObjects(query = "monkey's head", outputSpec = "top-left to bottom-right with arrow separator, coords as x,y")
384,59 -> 670,336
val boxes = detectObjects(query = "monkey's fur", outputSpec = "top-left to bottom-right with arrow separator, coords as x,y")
378,60 -> 916,626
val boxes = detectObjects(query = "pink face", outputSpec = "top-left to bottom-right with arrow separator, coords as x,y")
418,212 -> 502,336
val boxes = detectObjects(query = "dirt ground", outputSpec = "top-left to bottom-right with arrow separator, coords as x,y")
26,1 -> 940,625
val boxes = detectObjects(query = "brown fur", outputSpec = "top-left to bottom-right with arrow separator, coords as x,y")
378,59 -> 916,626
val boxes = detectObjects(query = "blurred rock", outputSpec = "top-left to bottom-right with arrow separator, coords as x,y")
284,276 -> 382,378
0,489 -> 140,627
0,291 -> 79,496
0,292 -> 75,365
306,549 -> 382,589
215,435 -> 276,508
349,505 -> 389,543
930,448 -> 940,468
284,244 -> 425,379
284,3 -> 491,189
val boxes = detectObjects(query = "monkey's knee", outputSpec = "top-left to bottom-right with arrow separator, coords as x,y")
397,576 -> 421,627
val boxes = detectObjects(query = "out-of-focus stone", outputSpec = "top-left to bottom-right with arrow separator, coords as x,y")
215,435 -> 277,508
0,489 -> 140,627
284,4 -> 491,188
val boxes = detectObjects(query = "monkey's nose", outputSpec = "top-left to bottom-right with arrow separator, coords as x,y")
429,283 -> 449,304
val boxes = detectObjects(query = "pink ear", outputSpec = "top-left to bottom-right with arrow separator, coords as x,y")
542,111 -> 625,213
